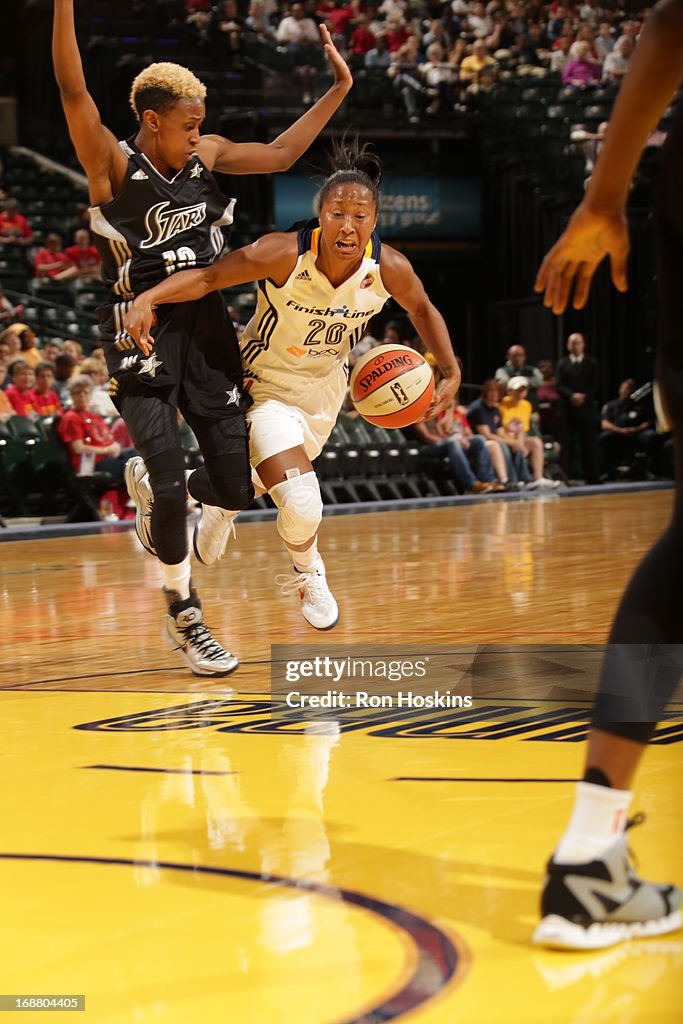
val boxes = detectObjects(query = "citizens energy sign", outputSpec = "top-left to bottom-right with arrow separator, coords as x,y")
274,176 -> 481,239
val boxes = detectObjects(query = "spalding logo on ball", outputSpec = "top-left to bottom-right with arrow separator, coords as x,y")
349,344 -> 435,427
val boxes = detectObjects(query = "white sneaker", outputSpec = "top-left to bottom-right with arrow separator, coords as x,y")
164,588 -> 238,677
538,476 -> 562,489
276,560 -> 339,630
193,505 -> 238,565
124,456 -> 155,556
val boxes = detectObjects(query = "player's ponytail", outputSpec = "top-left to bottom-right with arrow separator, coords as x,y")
318,136 -> 383,209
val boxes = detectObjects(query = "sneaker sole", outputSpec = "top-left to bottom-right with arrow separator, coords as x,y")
302,607 -> 340,631
124,459 -> 156,557
532,910 -> 682,950
164,627 -> 240,677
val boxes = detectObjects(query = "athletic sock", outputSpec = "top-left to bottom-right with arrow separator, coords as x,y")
553,781 -> 633,864
160,555 -> 192,601
288,540 -> 322,573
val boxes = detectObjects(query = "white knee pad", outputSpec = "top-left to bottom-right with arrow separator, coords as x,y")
270,470 -> 323,546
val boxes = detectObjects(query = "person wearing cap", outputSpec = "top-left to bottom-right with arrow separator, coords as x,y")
499,377 -> 560,489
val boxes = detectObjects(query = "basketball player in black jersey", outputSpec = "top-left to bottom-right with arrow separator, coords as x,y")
52,0 -> 351,676
532,0 -> 682,949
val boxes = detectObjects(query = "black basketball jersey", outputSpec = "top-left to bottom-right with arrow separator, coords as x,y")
90,136 -> 235,304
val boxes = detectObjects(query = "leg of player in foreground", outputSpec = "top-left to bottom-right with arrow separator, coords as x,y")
533,0 -> 683,948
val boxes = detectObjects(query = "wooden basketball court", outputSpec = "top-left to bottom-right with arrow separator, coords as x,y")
1,490 -> 681,1022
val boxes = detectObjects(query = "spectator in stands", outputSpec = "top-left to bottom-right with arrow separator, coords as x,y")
494,344 -> 543,398
57,375 -> 136,482
277,2 -> 323,104
28,361 -> 63,417
79,357 -> 118,417
421,43 -> 458,114
439,395 -> 509,487
5,359 -> 38,419
0,283 -> 24,325
17,326 -> 42,369
536,359 -> 561,438
384,11 -> 412,53
33,233 -> 79,283
603,35 -> 634,87
570,120 -> 608,178
389,37 -> 434,123
548,5 -> 568,42
556,332 -> 600,484
62,339 -> 84,365
600,378 -> 658,479
550,34 -> 573,75
411,413 -> 498,494
467,379 -> 529,485
468,1 -> 493,39
66,202 -> 91,240
499,376 -> 559,488
615,20 -> 639,49
0,198 -> 33,247
64,229 -> 102,280
53,352 -> 77,406
350,16 -> 377,59
423,18 -> 452,51
246,0 -> 276,42
459,39 -> 496,85
562,41 -> 601,88
517,23 -> 551,67
40,339 -> 63,364
365,32 -> 392,69
0,364 -> 13,420
185,0 -> 213,45
595,22 -> 615,62
0,336 -> 11,371
0,324 -> 22,360
569,26 -> 599,62
212,0 -> 247,56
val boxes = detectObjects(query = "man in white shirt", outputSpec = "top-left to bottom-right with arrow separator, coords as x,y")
276,2 -> 323,103
603,36 -> 634,85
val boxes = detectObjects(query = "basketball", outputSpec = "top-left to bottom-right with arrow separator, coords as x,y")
349,344 -> 435,427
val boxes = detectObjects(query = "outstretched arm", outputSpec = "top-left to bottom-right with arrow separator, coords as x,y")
124,234 -> 298,353
198,25 -> 352,174
535,0 -> 683,313
53,0 -> 127,204
380,245 -> 461,419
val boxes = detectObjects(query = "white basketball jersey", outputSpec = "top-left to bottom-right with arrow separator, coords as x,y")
240,223 -> 391,406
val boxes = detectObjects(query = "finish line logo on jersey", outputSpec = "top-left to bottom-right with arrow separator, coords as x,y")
140,201 -> 207,249
286,301 -> 369,319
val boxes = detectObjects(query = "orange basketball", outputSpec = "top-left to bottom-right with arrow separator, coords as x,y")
349,344 -> 435,427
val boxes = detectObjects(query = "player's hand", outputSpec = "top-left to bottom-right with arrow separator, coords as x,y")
535,203 -> 629,314
320,24 -> 352,92
423,374 -> 459,420
124,299 -> 157,356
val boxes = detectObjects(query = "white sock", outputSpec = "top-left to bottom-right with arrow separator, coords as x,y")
288,539 -> 322,573
160,555 -> 192,601
553,781 -> 633,864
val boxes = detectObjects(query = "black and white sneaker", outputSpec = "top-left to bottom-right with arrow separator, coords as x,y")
124,456 -> 155,557
533,816 -> 682,950
164,588 -> 239,677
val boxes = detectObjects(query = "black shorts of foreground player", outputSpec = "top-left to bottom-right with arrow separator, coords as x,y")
52,0 -> 352,676
124,143 -> 461,632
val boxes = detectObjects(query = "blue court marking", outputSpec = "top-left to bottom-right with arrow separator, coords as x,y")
0,852 -> 461,1024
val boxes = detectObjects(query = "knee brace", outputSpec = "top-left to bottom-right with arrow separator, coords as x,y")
146,449 -> 188,565
270,470 -> 323,546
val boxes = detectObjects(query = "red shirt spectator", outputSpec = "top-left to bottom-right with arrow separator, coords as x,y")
58,405 -> 117,471
327,4 -> 355,35
351,24 -> 375,53
0,199 -> 32,245
34,234 -> 78,280
6,361 -> 37,417
28,362 -> 63,416
65,229 -> 101,277
386,24 -> 410,52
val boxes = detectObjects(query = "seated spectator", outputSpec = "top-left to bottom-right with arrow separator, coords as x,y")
62,339 -> 84,365
517,23 -> 551,67
33,234 -> 79,282
185,0 -> 213,45
28,361 -> 63,416
365,32 -> 392,69
65,230 -> 102,279
0,198 -> 33,247
384,11 -> 412,53
40,338 -> 63,364
0,335 -> 11,371
536,359 -> 561,438
569,26 -> 599,62
388,38 -> 433,124
17,326 -> 42,369
595,21 -> 615,61
5,359 -> 37,419
467,378 -> 529,486
246,0 -> 275,42
438,396 -> 509,488
411,409 -> 499,494
0,324 -> 22,360
494,344 -> 543,400
0,283 -> 24,325
79,357 -> 118,417
0,367 -> 13,418
499,377 -> 560,489
350,16 -> 376,58
550,34 -> 573,75
276,2 -> 322,104
212,0 -> 247,55
468,1 -> 492,39
562,41 -> 601,88
423,18 -> 452,50
53,352 -> 77,406
57,375 -> 136,482
421,42 -> 458,114
459,39 -> 496,84
600,378 -> 659,479
602,36 -> 634,87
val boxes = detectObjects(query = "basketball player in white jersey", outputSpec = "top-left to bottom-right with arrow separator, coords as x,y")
124,141 -> 461,630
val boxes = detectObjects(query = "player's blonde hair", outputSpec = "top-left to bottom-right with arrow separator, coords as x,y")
129,62 -> 207,120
